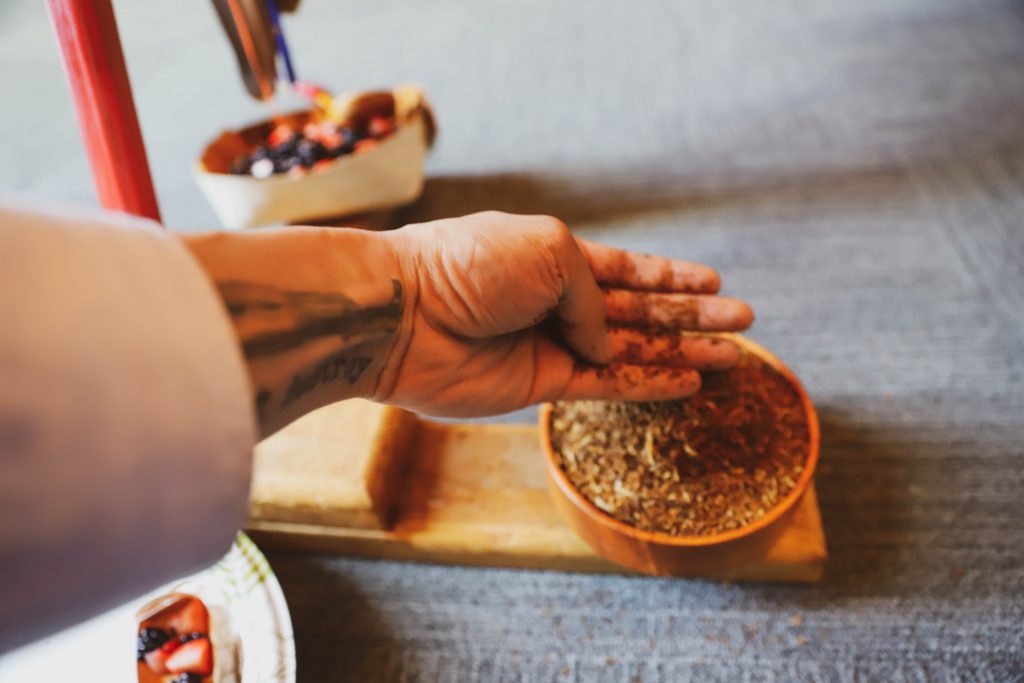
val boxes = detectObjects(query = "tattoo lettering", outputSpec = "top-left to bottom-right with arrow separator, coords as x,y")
282,351 -> 373,406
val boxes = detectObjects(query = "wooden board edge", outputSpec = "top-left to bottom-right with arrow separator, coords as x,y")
247,483 -> 828,584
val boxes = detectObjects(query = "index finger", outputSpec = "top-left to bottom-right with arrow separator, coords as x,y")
577,238 -> 721,294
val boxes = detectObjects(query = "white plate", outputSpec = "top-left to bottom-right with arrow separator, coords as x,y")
0,532 -> 296,683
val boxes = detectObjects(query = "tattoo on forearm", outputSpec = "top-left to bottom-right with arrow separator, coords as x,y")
282,350 -> 373,406
218,279 -> 403,357
215,278 -> 402,420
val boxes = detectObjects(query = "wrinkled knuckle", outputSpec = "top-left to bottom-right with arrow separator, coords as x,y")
529,217 -> 573,260
538,215 -> 571,240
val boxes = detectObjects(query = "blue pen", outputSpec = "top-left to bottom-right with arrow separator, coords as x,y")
264,0 -> 297,84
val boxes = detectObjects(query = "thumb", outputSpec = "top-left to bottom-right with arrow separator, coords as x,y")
554,234 -> 613,364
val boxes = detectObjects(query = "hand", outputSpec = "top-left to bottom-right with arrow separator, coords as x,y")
375,212 -> 753,417
184,212 -> 753,434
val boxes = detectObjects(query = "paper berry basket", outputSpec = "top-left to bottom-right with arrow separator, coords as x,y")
194,85 -> 436,229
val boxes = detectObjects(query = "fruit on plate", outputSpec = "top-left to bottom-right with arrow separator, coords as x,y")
136,594 -> 214,683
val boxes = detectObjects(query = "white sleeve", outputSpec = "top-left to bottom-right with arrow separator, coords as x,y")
0,200 -> 257,652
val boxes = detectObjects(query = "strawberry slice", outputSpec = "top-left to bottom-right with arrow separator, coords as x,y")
302,122 -> 323,140
166,598 -> 209,635
268,124 -> 295,148
143,641 -> 177,675
161,639 -> 181,655
368,115 -> 394,138
165,637 -> 212,676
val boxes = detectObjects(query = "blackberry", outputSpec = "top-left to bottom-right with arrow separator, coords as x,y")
330,127 -> 356,158
273,155 -> 301,174
174,674 -> 203,683
296,139 -> 328,168
178,631 -> 204,643
272,133 -> 301,157
136,627 -> 169,660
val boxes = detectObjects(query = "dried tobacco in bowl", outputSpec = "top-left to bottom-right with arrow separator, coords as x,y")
550,352 -> 809,537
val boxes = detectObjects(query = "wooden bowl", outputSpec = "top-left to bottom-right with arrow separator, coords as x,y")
194,85 -> 436,229
539,335 -> 820,576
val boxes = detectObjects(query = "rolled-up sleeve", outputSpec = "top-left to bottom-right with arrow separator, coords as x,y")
0,200 -> 256,652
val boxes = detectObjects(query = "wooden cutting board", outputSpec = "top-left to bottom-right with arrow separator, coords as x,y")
246,400 -> 827,582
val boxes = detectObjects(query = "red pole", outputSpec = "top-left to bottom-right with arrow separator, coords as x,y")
47,0 -> 162,223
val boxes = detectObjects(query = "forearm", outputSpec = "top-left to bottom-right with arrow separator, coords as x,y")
180,226 -> 411,437
0,203 -> 255,652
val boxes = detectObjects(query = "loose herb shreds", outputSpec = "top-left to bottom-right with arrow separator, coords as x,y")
551,352 -> 809,536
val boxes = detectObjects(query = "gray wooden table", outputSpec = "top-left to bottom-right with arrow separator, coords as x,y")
3,0 -> 1022,679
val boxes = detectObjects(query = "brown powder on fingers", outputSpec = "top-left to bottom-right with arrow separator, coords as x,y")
606,290 -> 702,329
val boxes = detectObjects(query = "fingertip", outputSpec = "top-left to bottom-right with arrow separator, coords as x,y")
675,367 -> 702,397
703,297 -> 754,331
735,300 -> 755,330
698,336 -> 742,370
701,267 -> 722,294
